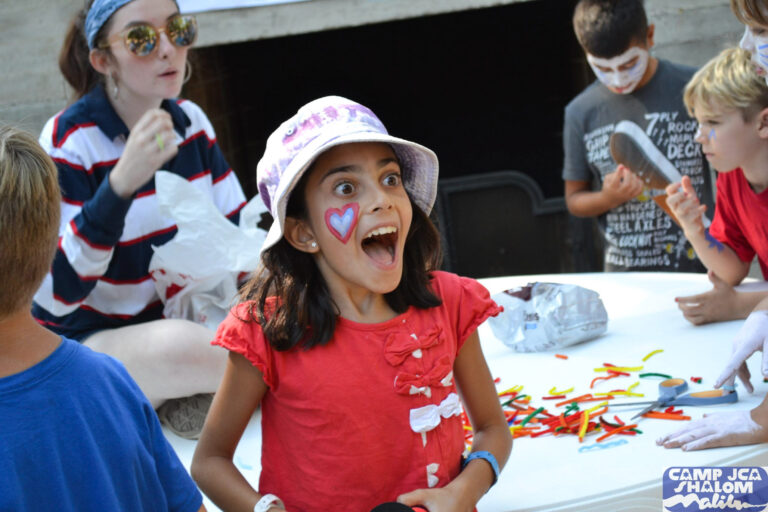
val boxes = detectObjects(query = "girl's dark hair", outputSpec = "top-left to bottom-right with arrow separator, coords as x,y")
239,163 -> 443,352
572,0 -> 648,59
59,3 -> 110,101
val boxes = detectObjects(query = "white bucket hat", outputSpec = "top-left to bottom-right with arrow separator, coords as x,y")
256,96 -> 439,253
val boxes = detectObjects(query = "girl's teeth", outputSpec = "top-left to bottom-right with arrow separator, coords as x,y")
366,226 -> 396,238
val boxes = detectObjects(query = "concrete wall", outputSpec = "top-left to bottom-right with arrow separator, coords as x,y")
0,0 -> 744,136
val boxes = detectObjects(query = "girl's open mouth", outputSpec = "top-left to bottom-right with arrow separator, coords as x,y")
362,226 -> 398,266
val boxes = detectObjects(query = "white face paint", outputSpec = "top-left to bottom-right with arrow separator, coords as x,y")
739,26 -> 768,85
587,46 -> 650,94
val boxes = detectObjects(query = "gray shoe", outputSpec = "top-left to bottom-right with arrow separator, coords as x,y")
157,393 -> 213,440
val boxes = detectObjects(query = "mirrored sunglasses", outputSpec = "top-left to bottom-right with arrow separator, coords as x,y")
100,14 -> 198,57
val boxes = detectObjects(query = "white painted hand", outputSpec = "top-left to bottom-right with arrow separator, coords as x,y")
656,410 -> 762,451
715,310 -> 768,393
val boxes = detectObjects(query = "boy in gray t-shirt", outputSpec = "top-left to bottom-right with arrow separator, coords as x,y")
563,0 -> 714,272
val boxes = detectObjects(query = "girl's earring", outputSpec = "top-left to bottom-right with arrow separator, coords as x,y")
310,241 -> 318,249
110,73 -> 119,100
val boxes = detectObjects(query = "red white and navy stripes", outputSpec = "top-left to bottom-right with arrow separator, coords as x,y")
33,85 -> 246,340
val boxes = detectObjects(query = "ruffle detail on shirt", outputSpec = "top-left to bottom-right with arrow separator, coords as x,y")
409,392 -> 462,434
459,300 -> 504,345
383,326 -> 443,366
212,303 -> 276,388
393,354 -> 452,397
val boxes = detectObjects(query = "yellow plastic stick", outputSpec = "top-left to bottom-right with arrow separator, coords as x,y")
642,349 -> 664,362
498,385 -> 523,396
593,366 -> 644,372
578,411 -> 590,442
549,386 -> 574,395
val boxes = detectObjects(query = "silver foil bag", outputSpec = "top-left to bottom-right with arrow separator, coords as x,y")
488,282 -> 608,352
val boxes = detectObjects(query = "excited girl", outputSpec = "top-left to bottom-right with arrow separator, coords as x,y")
191,96 -> 512,512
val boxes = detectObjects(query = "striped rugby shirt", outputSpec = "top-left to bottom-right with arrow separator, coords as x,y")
32,85 -> 246,340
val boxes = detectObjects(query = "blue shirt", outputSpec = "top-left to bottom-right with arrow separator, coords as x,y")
0,337 -> 202,511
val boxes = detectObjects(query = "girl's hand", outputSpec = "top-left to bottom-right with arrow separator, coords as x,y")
665,176 -> 707,237
109,109 -> 178,198
397,485 -> 473,512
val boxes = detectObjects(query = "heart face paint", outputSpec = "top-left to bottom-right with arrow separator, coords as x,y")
587,47 -> 650,94
740,26 -> 768,84
325,202 -> 359,244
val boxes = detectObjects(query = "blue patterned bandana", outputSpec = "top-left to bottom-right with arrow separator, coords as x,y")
85,0 -> 133,49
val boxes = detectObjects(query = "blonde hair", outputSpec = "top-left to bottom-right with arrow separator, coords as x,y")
684,47 -> 768,120
731,0 -> 768,26
0,126 -> 60,318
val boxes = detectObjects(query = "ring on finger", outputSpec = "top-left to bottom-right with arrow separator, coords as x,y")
155,133 -> 165,151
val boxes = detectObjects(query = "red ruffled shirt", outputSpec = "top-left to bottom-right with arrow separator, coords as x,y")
213,271 -> 501,511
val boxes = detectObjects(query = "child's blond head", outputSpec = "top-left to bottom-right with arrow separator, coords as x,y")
731,0 -> 768,26
684,47 -> 768,120
0,126 -> 60,318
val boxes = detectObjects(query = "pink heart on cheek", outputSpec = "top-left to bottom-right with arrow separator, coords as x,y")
324,203 -> 360,244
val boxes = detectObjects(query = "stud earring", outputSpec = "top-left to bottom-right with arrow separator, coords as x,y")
310,241 -> 317,249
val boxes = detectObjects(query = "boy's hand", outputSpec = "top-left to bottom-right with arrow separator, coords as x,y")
714,310 -> 768,393
665,176 -> 707,237
656,410 -> 766,451
601,165 -> 644,208
675,271 -> 740,325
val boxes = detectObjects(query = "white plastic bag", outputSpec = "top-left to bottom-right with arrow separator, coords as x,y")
148,171 -> 268,330
487,282 -> 608,352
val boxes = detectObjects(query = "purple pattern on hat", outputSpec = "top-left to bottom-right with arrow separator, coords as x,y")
258,102 -> 386,215
256,96 -> 439,252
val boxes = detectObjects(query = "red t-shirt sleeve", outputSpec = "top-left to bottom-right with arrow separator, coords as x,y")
709,171 -> 756,263
431,271 -> 503,350
213,302 -> 277,388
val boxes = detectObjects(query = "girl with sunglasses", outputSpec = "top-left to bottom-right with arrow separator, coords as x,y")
33,0 -> 246,439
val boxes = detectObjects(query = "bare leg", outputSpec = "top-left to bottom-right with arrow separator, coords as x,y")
84,319 -> 226,408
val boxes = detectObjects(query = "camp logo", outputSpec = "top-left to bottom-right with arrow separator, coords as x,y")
663,467 -> 768,511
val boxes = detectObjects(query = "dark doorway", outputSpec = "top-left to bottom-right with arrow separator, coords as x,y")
184,0 -> 588,199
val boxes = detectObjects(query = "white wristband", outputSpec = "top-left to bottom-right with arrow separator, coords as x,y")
254,494 -> 283,512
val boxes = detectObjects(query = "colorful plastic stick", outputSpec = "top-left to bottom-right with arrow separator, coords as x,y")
542,395 -> 566,400
596,423 -> 638,442
639,372 -> 672,379
555,394 -> 592,407
498,385 -> 523,396
690,377 -> 702,384
590,374 -> 621,388
520,407 -> 545,427
641,412 -> 691,420
555,354 -> 569,360
548,386 -> 574,395
578,411 -> 590,442
594,366 -> 644,372
641,349 -> 664,362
